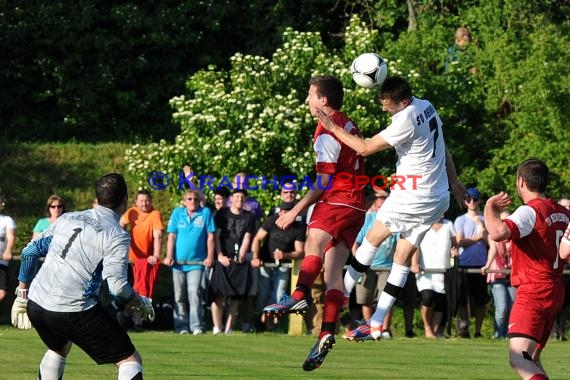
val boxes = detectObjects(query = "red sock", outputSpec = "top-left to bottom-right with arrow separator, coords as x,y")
291,255 -> 322,300
529,375 -> 547,380
319,289 -> 345,339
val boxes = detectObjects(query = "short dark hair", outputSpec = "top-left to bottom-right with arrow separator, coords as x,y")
96,173 -> 128,209
379,76 -> 413,104
214,187 -> 231,198
309,75 -> 344,110
517,158 -> 549,193
136,189 -> 152,200
232,188 -> 248,197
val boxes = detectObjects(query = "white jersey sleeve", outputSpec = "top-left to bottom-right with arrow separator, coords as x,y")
507,205 -> 536,238
23,206 -> 135,312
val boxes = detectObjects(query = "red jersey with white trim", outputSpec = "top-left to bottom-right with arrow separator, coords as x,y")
313,111 -> 365,211
503,198 -> 570,287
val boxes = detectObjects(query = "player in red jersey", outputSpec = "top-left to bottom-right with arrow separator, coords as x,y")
263,75 -> 366,371
484,158 -> 570,380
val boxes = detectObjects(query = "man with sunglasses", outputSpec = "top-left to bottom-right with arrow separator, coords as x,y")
454,187 -> 489,338
164,189 -> 215,334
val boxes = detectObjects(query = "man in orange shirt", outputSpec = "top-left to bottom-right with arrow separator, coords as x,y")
120,190 -> 164,302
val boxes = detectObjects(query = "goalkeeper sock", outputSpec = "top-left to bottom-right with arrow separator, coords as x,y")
39,349 -> 66,380
118,361 -> 143,380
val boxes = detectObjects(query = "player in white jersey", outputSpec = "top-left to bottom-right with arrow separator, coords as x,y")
317,76 -> 465,340
11,173 -> 154,380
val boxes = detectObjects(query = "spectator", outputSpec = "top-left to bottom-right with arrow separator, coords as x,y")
454,187 -> 489,338
414,217 -> 457,338
0,195 -> 16,306
347,190 -> 399,339
251,200 -> 306,331
164,190 -> 215,335
268,182 -> 307,223
486,158 -> 570,379
228,171 -> 264,222
211,189 -> 256,334
445,26 -> 472,70
32,195 -> 65,239
120,189 -> 164,330
229,171 -> 263,332
213,187 -> 231,212
481,210 -> 515,339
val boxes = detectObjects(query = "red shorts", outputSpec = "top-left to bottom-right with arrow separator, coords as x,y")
308,202 -> 365,253
509,282 -> 565,348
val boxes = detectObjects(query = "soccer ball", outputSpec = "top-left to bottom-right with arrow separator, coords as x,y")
350,53 -> 388,89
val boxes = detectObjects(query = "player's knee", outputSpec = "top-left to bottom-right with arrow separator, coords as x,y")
509,349 -> 533,369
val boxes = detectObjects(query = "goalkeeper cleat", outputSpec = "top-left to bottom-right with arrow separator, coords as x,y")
262,294 -> 308,317
342,321 -> 382,342
302,333 -> 336,371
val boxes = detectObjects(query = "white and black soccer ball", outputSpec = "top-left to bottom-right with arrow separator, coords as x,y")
350,53 -> 388,89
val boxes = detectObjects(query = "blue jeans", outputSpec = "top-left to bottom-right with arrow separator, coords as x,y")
257,266 -> 290,310
491,279 -> 516,338
172,269 -> 205,333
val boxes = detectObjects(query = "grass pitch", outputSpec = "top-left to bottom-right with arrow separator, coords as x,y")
2,326 -> 570,379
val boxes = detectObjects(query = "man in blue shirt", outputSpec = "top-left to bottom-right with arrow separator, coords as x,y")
164,190 -> 216,335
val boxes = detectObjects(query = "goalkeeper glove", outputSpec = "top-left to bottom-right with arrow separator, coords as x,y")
11,288 -> 32,330
126,295 -> 155,323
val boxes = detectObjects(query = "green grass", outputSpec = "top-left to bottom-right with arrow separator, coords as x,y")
2,326 -> 570,379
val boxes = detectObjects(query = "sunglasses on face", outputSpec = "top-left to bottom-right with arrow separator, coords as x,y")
50,205 -> 63,209
464,197 -> 479,203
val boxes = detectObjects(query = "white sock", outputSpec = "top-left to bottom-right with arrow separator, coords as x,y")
118,361 -> 143,380
343,237 -> 378,297
39,350 -> 66,380
370,263 -> 410,329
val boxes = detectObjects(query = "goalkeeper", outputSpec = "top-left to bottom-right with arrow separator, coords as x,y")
12,173 -> 154,380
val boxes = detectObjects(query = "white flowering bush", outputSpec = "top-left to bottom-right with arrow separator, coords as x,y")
126,16 -> 404,210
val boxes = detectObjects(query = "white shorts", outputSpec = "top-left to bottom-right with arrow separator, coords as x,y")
416,273 -> 446,294
377,193 -> 449,247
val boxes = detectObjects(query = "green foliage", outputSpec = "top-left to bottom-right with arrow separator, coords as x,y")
0,0 -> 344,142
127,1 -> 570,214
126,17 -> 391,212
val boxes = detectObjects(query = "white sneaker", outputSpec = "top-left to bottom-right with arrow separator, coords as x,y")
193,329 -> 204,335
179,330 -> 189,335
213,326 -> 222,335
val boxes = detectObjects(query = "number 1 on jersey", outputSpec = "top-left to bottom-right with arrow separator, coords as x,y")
61,228 -> 82,259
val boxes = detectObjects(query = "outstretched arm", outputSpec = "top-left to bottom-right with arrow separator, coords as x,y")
445,145 -> 466,208
484,192 -> 513,242
316,110 -> 391,156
